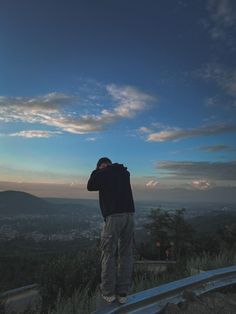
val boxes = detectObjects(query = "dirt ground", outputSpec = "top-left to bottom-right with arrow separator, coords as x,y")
162,291 -> 236,314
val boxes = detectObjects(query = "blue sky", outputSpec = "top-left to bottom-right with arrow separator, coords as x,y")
1,0 -> 236,200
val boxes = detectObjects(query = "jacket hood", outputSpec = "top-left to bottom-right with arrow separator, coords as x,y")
110,163 -> 128,171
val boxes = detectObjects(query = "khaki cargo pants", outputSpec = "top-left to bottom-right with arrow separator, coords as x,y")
100,213 -> 134,296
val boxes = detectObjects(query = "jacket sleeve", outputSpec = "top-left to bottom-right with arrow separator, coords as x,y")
87,170 -> 102,191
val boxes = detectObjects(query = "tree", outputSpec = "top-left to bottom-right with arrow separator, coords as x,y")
145,208 -> 194,260
218,223 -> 236,251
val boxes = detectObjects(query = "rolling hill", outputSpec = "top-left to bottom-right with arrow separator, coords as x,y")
0,190 -> 98,216
0,190 -> 57,215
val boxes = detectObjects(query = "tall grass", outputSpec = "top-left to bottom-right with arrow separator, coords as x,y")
48,285 -> 98,314
47,263 -> 182,313
48,250 -> 236,314
185,250 -> 236,276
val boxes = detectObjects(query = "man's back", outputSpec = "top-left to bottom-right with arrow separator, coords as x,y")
87,163 -> 135,218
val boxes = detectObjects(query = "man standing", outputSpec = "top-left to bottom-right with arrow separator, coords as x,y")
87,157 -> 135,304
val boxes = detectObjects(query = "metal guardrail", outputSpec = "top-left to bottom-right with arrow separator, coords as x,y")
0,284 -> 39,300
94,264 -> 236,314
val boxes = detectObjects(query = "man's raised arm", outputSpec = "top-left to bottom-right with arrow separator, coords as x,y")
87,169 -> 101,191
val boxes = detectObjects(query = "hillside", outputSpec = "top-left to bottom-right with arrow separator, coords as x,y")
0,190 -> 57,215
189,210 -> 236,234
0,190 -> 98,216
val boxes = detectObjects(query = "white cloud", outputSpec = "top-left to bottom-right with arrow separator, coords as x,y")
145,122 -> 236,142
0,85 -> 154,136
191,179 -> 211,190
69,180 -> 81,187
146,180 -> 159,188
85,137 -> 96,141
8,130 -> 62,138
106,84 -> 154,118
147,127 -> 182,142
139,126 -> 152,134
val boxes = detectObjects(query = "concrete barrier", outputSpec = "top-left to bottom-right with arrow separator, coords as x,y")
134,260 -> 176,275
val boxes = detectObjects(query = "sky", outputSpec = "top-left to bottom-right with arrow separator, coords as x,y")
1,0 -> 236,202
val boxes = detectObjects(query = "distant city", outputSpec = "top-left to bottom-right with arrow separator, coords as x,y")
0,190 -> 235,243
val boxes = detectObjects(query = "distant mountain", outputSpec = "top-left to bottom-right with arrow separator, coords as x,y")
0,190 -> 57,215
44,197 -> 99,217
189,210 -> 236,234
0,190 -> 98,216
134,186 -> 236,203
44,197 -> 99,208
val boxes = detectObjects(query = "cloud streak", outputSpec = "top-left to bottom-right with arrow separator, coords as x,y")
142,122 -> 236,142
202,63 -> 236,98
198,144 -> 235,152
8,130 -> 62,138
0,92 -> 75,112
206,0 -> 236,42
156,160 -> 236,180
0,86 -> 154,136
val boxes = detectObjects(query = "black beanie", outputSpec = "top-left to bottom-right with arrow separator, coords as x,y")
96,157 -> 112,169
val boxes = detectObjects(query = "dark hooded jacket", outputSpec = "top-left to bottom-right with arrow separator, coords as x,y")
87,163 -> 135,218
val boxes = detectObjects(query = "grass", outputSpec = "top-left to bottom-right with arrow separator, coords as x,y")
48,285 -> 98,314
46,249 -> 236,314
185,250 -> 236,276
